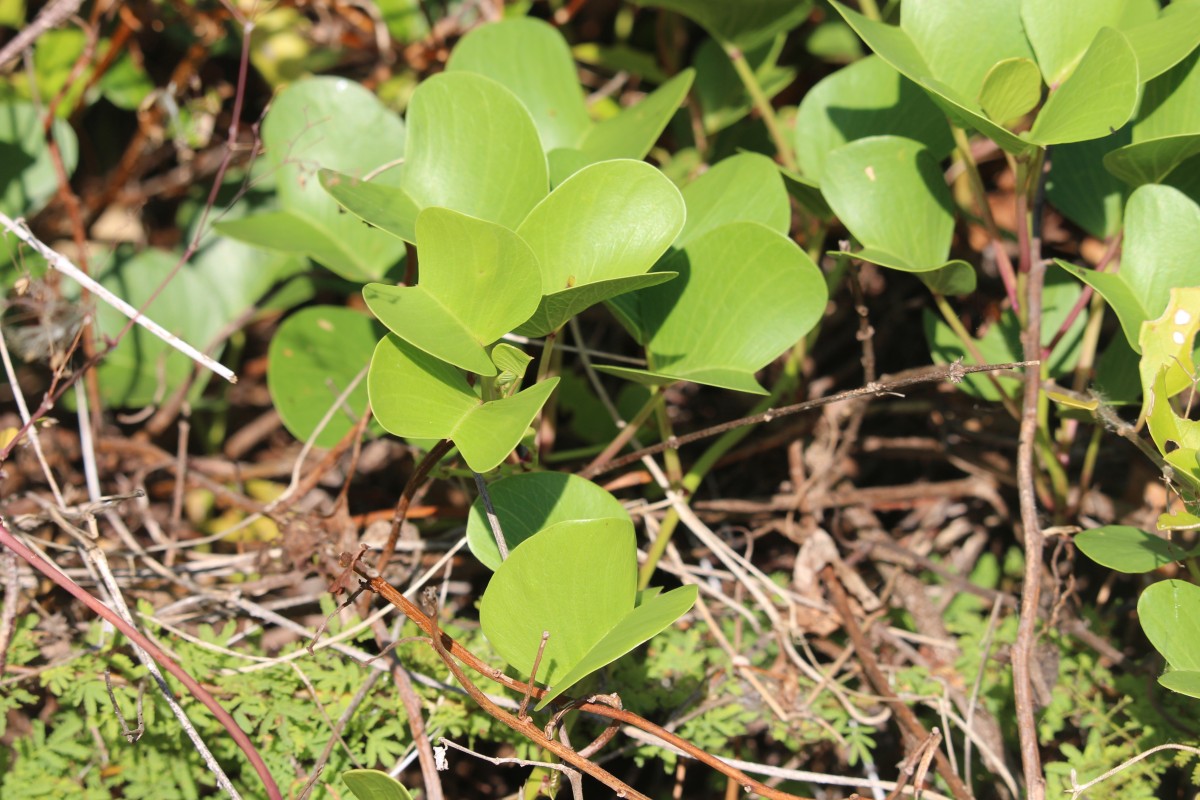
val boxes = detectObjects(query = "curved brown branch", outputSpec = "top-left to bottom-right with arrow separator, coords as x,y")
348,558 -> 815,800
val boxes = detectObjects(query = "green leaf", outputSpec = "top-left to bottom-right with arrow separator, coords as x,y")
342,769 -> 414,800
604,222 -> 826,394
1045,131 -> 1130,237
677,152 -> 790,245
1158,670 -> 1200,699
466,473 -> 630,570
573,70 -> 695,179
794,55 -> 954,185
514,160 -> 685,336
1123,1 -> 1200,82
0,101 -> 78,217
829,1 -> 1038,157
215,77 -> 407,282
1075,525 -> 1197,573
634,0 -> 814,50
978,58 -> 1042,124
479,518 -> 696,709
1056,184 -> 1200,351
447,18 -> 591,151
1027,28 -> 1139,146
322,72 -> 548,243
268,307 -> 382,449
822,136 -> 970,283
1105,50 -> 1200,186
1139,579 -> 1200,672
369,334 -> 558,471
1140,287 -> 1200,413
363,208 -> 541,376
1020,0 -> 1127,86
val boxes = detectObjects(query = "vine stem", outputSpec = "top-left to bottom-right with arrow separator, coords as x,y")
952,127 -> 1020,310
0,520 -> 283,800
726,44 -> 797,172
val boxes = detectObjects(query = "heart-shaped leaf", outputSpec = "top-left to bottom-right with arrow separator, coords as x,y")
446,17 -> 591,151
1139,580 -> 1200,673
829,1 -> 1038,157
363,209 -> 541,376
368,334 -> 558,472
1057,184 -> 1200,352
514,160 -> 685,336
676,152 -> 791,245
479,518 -> 697,709
1026,28 -> 1139,146
822,136 -> 974,290
0,101 -> 79,217
1075,525 -> 1198,574
444,19 -> 693,185
321,72 -> 548,244
1105,50 -> 1200,186
634,0 -> 813,50
466,473 -> 630,570
268,307 -> 382,449
216,77 -> 407,282
1020,0 -> 1127,86
794,55 -> 954,184
603,222 -> 827,394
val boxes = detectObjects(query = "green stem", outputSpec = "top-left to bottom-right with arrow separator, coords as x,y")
638,341 -> 807,589
857,0 -> 882,20
726,45 -> 796,172
952,127 -> 1020,310
653,390 -> 684,490
582,389 -> 661,477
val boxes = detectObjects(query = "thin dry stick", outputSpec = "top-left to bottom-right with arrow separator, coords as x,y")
1067,743 -> 1200,799
0,324 -> 66,505
0,212 -> 236,382
822,566 -> 973,800
1012,259 -> 1048,800
439,736 -> 584,800
0,0 -> 83,69
298,670 -> 382,799
392,662 -> 445,800
0,549 -> 20,677
375,439 -> 454,575
581,361 -> 1037,478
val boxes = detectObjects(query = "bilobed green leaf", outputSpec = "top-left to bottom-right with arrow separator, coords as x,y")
979,58 -> 1042,124
1027,28 -> 1139,146
574,70 -> 695,178
1139,580 -> 1200,672
1057,185 -> 1200,351
368,335 -> 558,472
822,136 -> 970,284
216,77 -> 406,282
514,160 -> 685,336
1020,0 -> 1127,86
829,1 -> 1037,156
677,152 -> 790,245
1105,51 -> 1200,186
343,769 -> 414,800
635,0 -> 813,50
794,55 -> 954,184
363,208 -> 541,376
321,72 -> 548,244
479,518 -> 696,709
447,18 -> 591,151
1075,525 -> 1197,574
1123,1 -> 1200,82
268,307 -> 382,449
466,473 -> 630,570
603,222 -> 827,394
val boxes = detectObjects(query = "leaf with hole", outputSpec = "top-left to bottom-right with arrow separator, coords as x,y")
479,518 -> 697,709
215,77 -> 407,282
362,208 -> 541,376
513,160 -> 685,337
1057,185 -> 1200,353
466,473 -> 630,571
368,335 -> 557,472
268,307 -> 382,449
321,72 -> 548,244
